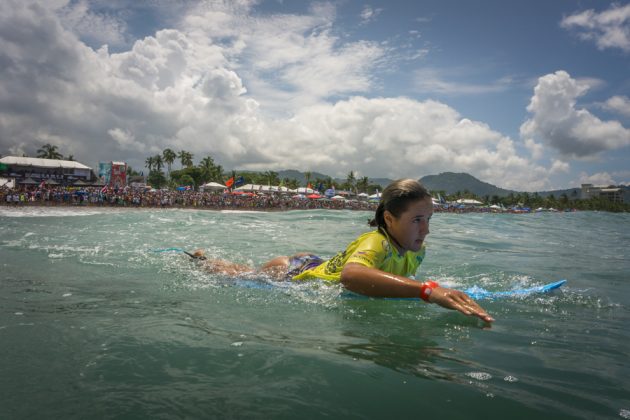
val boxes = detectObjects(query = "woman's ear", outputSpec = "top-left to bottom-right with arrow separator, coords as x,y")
383,210 -> 394,228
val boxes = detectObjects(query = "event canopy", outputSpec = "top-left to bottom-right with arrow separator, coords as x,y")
296,187 -> 315,194
202,182 -> 227,191
455,198 -> 483,205
18,177 -> 38,184
235,184 -> 293,193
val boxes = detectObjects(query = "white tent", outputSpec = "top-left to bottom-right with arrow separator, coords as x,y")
0,156 -> 91,170
201,181 -> 227,191
455,198 -> 483,205
235,184 -> 292,193
234,184 -> 257,192
331,195 -> 346,200
0,177 -> 15,188
296,187 -> 315,194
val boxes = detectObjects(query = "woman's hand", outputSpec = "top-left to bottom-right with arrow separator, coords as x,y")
429,287 -> 495,323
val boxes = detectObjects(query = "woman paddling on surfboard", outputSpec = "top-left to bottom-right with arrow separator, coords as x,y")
190,179 -> 494,323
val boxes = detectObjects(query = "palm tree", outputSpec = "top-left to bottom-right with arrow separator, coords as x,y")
153,154 -> 164,172
37,143 -> 63,159
357,176 -> 369,193
264,171 -> 279,186
178,150 -> 194,168
145,156 -> 155,172
66,155 -> 74,161
346,170 -> 356,193
213,164 -> 224,182
199,156 -> 213,181
162,148 -> 176,177
304,171 -> 312,187
286,178 -> 299,190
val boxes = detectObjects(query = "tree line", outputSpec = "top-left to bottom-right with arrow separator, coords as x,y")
8,144 -> 627,211
435,189 -> 629,213
143,150 -> 382,193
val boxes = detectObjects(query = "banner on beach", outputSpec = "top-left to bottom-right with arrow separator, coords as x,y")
99,162 -> 111,185
110,162 -> 127,189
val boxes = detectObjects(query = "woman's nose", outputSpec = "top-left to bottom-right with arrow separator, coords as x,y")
420,221 -> 429,235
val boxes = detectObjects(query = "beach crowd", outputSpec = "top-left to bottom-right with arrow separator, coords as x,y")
1,186 -> 553,214
0,186 -> 378,211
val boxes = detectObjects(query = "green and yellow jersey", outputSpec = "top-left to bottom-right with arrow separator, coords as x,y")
292,229 -> 426,282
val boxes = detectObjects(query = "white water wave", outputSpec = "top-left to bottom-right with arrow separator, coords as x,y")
0,207 -> 121,218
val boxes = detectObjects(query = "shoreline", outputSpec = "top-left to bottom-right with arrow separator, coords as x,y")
0,201 -> 572,215
1,187 -> 590,214
0,201 -> 372,213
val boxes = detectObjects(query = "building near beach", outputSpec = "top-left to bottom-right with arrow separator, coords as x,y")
0,156 -> 98,187
580,184 -> 623,203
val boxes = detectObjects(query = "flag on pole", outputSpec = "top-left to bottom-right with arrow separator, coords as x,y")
234,176 -> 245,187
225,177 -> 235,188
100,185 -> 108,194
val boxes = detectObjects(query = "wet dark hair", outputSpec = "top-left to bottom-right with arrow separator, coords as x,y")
368,179 -> 431,228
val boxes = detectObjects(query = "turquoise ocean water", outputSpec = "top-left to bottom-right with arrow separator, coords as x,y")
1,206 -> 629,419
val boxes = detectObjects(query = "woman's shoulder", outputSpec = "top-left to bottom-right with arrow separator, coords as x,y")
351,229 -> 386,245
356,229 -> 385,240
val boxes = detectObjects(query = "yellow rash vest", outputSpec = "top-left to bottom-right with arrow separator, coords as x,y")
292,229 -> 426,282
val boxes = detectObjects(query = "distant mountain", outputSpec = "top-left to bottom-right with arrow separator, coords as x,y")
366,178 -> 394,188
420,172 -> 516,197
247,169 -> 629,200
277,169 -> 332,185
534,188 -> 581,199
276,170 -> 393,189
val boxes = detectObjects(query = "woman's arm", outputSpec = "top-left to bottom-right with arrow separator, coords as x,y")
340,263 -> 494,323
341,262 -> 424,298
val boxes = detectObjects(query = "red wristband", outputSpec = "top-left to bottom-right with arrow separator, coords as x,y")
420,281 -> 439,302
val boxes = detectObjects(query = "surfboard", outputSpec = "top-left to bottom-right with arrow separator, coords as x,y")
152,248 -> 567,300
463,279 -> 567,300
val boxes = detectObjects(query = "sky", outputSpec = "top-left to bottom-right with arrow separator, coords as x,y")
1,0 -> 629,191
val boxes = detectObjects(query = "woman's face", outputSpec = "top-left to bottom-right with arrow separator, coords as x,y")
384,197 -> 433,253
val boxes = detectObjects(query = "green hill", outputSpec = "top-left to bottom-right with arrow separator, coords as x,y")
277,169 -> 332,185
420,172 -> 515,197
239,169 -> 630,202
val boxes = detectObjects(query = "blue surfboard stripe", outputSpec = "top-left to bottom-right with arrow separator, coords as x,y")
464,279 -> 567,300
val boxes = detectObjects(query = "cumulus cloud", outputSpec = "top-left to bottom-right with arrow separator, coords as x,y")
524,138 -> 544,160
0,0 -> 560,191
578,171 -> 616,186
108,128 -> 148,152
602,95 -> 630,117
360,5 -> 383,25
550,159 -> 570,174
561,3 -> 630,52
413,69 -> 513,95
265,97 -> 551,191
57,0 -> 127,48
520,70 -> 630,157
182,1 -> 386,112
